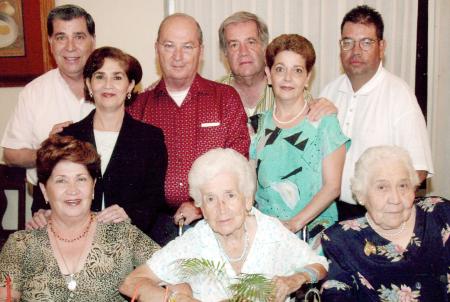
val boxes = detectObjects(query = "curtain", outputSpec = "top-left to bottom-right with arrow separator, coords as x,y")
168,0 -> 418,96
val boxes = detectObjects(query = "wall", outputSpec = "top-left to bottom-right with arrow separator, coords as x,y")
0,0 -> 164,229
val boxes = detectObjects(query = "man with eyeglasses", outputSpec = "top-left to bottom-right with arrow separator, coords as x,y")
128,13 -> 249,245
320,5 -> 433,220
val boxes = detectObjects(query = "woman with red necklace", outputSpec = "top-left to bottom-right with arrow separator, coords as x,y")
0,135 -> 161,301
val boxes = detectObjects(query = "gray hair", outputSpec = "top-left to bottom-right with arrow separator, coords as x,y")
47,4 -> 95,37
188,148 -> 256,207
157,13 -> 203,45
351,146 -> 419,203
218,11 -> 269,53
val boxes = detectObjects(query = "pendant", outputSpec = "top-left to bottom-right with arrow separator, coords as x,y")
67,274 -> 77,291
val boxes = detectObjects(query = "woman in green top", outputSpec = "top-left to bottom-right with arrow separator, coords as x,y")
251,34 -> 350,250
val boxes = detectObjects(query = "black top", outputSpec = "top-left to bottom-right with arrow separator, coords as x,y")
57,110 -> 168,235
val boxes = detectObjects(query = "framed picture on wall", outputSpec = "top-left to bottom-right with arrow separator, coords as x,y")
0,0 -> 54,87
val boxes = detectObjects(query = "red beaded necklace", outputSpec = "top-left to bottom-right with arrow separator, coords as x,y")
49,213 -> 95,243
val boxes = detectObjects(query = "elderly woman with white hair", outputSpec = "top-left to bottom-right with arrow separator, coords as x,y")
321,146 -> 450,302
120,148 -> 328,302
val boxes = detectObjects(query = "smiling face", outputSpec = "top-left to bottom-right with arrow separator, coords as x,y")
39,160 -> 94,220
156,15 -> 203,90
200,172 -> 252,238
267,50 -> 311,103
48,17 -> 95,81
223,21 -> 266,79
340,21 -> 384,86
358,159 -> 415,230
86,58 -> 135,112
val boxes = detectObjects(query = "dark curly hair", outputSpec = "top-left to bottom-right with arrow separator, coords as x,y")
341,5 -> 384,40
83,46 -> 142,105
37,135 -> 101,185
265,34 -> 316,73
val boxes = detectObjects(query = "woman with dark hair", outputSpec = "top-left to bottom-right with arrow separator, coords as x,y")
0,135 -> 159,301
251,34 -> 350,250
28,47 -> 167,236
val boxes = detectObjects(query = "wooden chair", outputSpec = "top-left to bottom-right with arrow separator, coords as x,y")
0,164 -> 27,231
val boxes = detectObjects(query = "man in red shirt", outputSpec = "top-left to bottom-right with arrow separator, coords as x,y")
128,13 -> 249,245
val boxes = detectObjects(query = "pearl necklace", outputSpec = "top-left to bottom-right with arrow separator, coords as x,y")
215,223 -> 249,263
272,101 -> 308,124
365,213 -> 406,237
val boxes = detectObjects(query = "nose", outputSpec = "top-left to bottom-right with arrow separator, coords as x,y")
105,77 -> 113,89
238,43 -> 249,55
172,46 -> 183,61
66,181 -> 80,195
65,37 -> 75,51
389,188 -> 402,205
351,41 -> 362,55
284,69 -> 292,81
218,199 -> 227,214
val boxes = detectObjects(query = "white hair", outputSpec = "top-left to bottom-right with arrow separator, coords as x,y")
351,145 -> 420,203
188,148 -> 256,207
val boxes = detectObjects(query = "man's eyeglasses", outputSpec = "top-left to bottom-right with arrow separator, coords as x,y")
340,38 -> 378,51
158,42 -> 199,55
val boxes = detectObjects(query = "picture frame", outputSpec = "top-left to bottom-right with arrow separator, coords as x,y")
0,0 -> 55,87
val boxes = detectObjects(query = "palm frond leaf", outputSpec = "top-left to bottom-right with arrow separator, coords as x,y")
177,258 -> 226,280
229,273 -> 275,302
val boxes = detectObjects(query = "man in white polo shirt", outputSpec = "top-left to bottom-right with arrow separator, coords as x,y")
1,5 -> 95,213
320,5 -> 433,220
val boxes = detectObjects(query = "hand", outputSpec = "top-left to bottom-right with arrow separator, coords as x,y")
26,209 -> 52,230
306,97 -> 337,121
174,202 -> 202,226
96,204 -> 129,224
271,274 -> 307,302
49,121 -> 73,136
281,218 -> 302,233
170,292 -> 201,302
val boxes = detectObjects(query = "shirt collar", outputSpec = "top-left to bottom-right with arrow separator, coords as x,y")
339,62 -> 385,96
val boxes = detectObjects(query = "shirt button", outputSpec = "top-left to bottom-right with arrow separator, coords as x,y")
179,182 -> 183,187
415,282 -> 421,289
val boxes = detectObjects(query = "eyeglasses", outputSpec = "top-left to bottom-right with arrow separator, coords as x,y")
339,38 -> 378,51
158,41 -> 199,55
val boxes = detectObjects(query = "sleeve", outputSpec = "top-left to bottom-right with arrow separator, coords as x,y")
222,86 -> 250,158
392,89 -> 433,174
140,127 -> 168,230
0,233 -> 27,293
1,87 -> 36,149
318,115 -> 351,158
321,230 -> 357,301
126,223 -> 161,267
147,226 -> 204,284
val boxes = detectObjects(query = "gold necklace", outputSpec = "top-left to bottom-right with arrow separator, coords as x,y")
49,214 -> 94,243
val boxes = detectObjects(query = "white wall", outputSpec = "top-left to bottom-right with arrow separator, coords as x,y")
0,0 -> 165,229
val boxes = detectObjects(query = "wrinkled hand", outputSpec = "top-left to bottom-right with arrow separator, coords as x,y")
26,209 -> 52,230
96,204 -> 129,224
281,218 -> 301,233
174,202 -> 202,226
49,121 -> 73,136
271,274 -> 307,302
306,98 -> 337,121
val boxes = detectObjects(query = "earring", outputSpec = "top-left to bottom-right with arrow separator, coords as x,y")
127,92 -> 131,100
89,91 -> 93,98
45,200 -> 49,204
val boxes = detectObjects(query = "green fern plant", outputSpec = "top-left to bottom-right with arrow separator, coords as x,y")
177,258 -> 275,302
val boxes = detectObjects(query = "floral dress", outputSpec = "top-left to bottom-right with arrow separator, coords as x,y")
321,197 -> 450,302
250,112 -> 350,247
